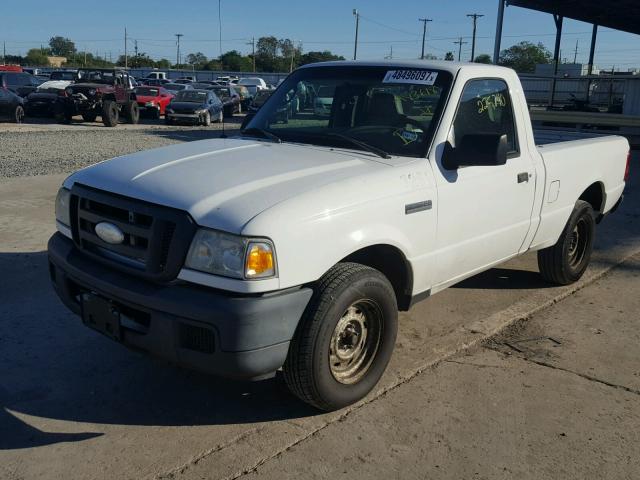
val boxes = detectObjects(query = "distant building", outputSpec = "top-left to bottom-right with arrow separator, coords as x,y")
47,56 -> 67,68
534,63 -> 599,77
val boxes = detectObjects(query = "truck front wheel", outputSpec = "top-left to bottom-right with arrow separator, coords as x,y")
283,262 -> 398,411
538,200 -> 595,285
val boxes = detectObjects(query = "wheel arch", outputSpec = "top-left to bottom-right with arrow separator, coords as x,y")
340,244 -> 414,311
578,181 -> 606,222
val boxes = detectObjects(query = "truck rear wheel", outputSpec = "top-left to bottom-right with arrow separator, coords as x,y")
102,100 -> 119,127
283,262 -> 398,411
538,200 -> 595,285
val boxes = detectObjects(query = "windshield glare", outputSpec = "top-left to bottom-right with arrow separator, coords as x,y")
244,66 -> 452,158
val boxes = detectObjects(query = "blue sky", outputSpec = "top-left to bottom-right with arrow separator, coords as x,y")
3,0 -> 639,70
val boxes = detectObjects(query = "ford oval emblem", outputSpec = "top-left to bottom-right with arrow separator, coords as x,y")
95,222 -> 125,245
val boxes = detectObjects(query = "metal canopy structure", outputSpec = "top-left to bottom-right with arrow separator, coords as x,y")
507,0 -> 640,35
493,0 -> 640,105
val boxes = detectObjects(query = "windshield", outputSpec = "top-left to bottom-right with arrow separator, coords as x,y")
244,66 -> 452,158
135,87 -> 159,96
50,72 -> 76,80
165,84 -> 186,91
175,90 -> 207,102
239,78 -> 261,85
77,70 -> 118,84
213,88 -> 230,97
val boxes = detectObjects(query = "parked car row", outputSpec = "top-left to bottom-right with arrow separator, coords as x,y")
0,65 -> 277,125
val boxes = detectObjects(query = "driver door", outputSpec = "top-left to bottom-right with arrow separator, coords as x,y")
114,74 -> 127,103
432,78 -> 536,288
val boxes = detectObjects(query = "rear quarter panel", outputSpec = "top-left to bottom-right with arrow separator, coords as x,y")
530,135 -> 628,250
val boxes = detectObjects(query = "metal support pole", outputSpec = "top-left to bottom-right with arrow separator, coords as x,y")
587,24 -> 598,75
454,37 -> 468,62
353,9 -> 360,60
549,14 -> 563,107
493,0 -> 505,64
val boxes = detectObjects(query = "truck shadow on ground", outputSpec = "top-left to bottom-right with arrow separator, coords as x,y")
2,249 -> 638,450
451,267 -> 554,290
0,251 -> 318,451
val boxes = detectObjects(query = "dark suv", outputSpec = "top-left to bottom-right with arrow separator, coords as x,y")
56,68 -> 139,127
0,71 -> 41,97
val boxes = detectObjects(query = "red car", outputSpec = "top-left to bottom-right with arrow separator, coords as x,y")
134,86 -> 174,118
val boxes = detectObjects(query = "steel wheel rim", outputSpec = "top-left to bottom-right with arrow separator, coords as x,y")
329,300 -> 383,385
568,218 -> 588,268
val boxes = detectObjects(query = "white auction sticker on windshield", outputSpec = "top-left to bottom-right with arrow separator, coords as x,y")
383,70 -> 438,85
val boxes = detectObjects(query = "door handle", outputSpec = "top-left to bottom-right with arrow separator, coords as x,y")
517,172 -> 531,183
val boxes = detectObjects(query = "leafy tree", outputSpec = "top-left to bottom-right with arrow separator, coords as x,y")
499,41 -> 551,73
299,50 -> 345,66
49,36 -> 76,57
219,50 -> 252,71
474,54 -> 492,64
444,51 -> 455,61
25,49 -> 50,66
155,59 -> 172,69
66,52 -> 113,68
186,52 -> 208,68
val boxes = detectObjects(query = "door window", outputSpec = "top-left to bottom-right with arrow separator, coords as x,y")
452,79 -> 518,155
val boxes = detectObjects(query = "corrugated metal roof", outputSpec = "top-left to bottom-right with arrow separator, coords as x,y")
508,0 -> 640,35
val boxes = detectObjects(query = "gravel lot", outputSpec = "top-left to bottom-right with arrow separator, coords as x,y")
0,118 -> 243,178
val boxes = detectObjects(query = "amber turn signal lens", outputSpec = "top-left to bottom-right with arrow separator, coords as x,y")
245,242 -> 275,278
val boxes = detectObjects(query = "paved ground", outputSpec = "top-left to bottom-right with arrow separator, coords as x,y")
0,141 -> 638,479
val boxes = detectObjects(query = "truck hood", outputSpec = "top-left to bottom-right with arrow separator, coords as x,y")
65,138 -> 392,233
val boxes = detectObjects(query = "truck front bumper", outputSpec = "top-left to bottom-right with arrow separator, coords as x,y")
48,233 -> 312,380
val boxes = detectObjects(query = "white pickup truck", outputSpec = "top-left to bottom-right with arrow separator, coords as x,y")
49,61 -> 630,411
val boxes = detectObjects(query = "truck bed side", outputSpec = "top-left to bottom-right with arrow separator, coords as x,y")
529,135 -> 628,251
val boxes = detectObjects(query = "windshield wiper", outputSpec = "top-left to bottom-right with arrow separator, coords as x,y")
241,127 -> 282,144
327,132 -> 391,159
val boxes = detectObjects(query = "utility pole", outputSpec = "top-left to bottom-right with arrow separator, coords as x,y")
573,39 -> 579,64
385,45 -> 393,60
124,27 -> 128,69
467,13 -> 484,61
175,33 -> 183,67
419,18 -> 433,59
353,9 -> 360,60
2,41 -> 5,64
246,37 -> 256,72
454,37 -> 468,62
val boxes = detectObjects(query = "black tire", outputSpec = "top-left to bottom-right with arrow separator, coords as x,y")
283,262 -> 398,411
82,111 -> 97,122
224,105 -> 233,117
165,116 -> 173,125
54,102 -> 73,124
13,105 -> 25,124
538,200 -> 595,285
125,102 -> 140,124
102,100 -> 119,127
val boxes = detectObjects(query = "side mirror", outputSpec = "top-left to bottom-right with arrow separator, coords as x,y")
240,112 -> 255,130
442,133 -> 509,170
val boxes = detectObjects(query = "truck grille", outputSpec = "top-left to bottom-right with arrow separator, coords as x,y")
70,184 -> 196,282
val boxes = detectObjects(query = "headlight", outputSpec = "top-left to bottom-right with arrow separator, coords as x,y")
185,229 -> 276,279
55,187 -> 71,227
88,88 -> 96,96
195,108 -> 207,114
145,101 -> 156,107
65,87 -> 74,95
